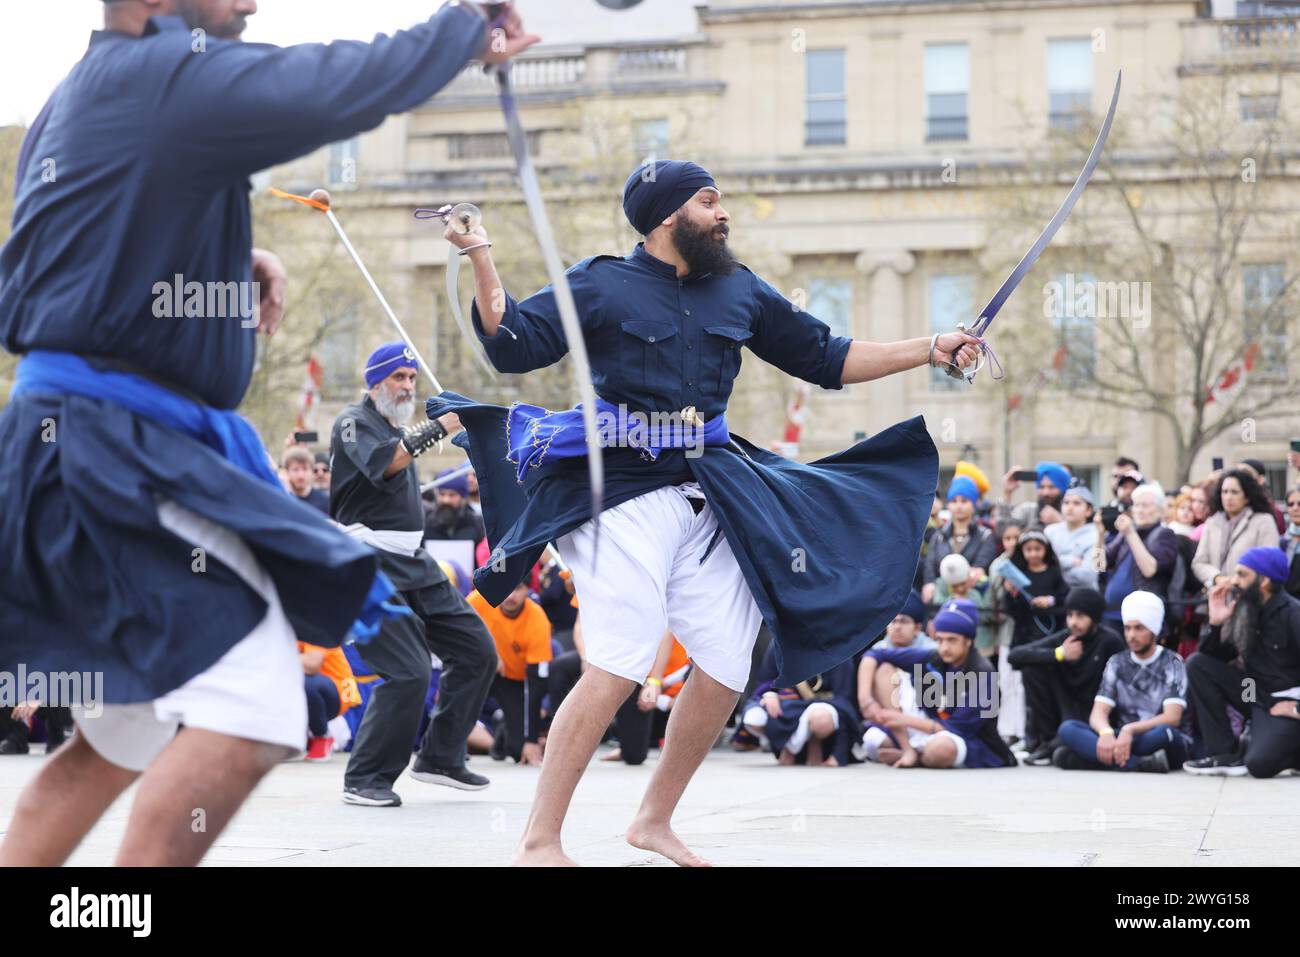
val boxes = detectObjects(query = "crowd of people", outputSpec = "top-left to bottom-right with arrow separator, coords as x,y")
5,444 -> 1299,784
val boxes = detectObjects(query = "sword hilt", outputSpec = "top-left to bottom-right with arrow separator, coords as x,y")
942,319 -> 989,384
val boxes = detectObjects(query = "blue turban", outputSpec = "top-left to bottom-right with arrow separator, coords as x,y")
946,475 -> 980,503
364,341 -> 417,389
622,160 -> 717,236
1035,461 -> 1071,496
1238,546 -> 1289,585
435,467 -> 470,499
932,598 -> 979,640
897,589 -> 928,624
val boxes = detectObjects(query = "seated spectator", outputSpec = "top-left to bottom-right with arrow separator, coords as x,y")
743,647 -> 861,767
1007,587 -> 1125,765
921,475 -> 997,603
1000,530 -> 1070,649
1054,590 -> 1191,772
470,583 -> 552,766
299,641 -> 362,761
995,461 -> 1070,532
1098,482 -> 1180,634
933,553 -> 995,663
283,446 -> 329,514
857,598 -> 1015,769
535,555 -> 578,651
1282,486 -> 1300,600
0,702 -> 72,755
1192,469 -> 1281,590
423,467 -> 486,544
604,633 -> 689,765
881,589 -> 935,650
1185,547 -> 1300,778
1045,485 -> 1099,591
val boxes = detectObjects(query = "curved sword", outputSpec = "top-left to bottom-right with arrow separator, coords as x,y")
494,60 -> 604,549
415,204 -> 500,379
945,71 -> 1122,384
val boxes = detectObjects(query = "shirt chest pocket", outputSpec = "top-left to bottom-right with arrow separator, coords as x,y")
701,324 -> 754,397
619,320 -> 680,394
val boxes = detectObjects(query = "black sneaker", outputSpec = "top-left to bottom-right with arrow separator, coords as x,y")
0,738 -> 29,756
1024,744 -> 1056,766
342,785 -> 402,807
1052,745 -> 1085,770
1184,754 -> 1247,777
1132,751 -> 1170,774
409,760 -> 490,790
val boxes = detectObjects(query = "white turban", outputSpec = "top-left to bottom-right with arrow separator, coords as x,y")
1120,589 -> 1165,636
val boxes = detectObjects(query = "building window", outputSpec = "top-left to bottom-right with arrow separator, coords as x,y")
1048,272 -> 1098,387
320,311 -> 362,399
1241,93 -> 1280,121
807,278 -> 853,341
928,275 -> 974,392
635,118 -> 670,163
328,137 -> 360,187
805,49 -> 846,147
1243,262 -> 1288,380
446,131 -> 541,161
1047,39 -> 1093,130
925,43 -> 969,142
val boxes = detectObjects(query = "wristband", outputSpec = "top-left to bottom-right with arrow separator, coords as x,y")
401,418 -> 448,459
1098,727 -> 1115,736
1054,645 -> 1065,662
646,677 -> 662,687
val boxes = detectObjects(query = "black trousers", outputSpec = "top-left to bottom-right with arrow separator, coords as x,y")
345,578 -> 496,790
544,651 -> 669,764
1245,705 -> 1300,778
1185,652 -> 1252,757
1021,664 -> 1095,748
490,675 -> 542,762
0,706 -> 72,746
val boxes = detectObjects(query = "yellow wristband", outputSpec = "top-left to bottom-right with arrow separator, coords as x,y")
646,677 -> 662,687
1098,728 -> 1115,736
1054,646 -> 1065,662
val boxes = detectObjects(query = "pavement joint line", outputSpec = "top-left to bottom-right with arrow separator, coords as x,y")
1194,776 -> 1226,858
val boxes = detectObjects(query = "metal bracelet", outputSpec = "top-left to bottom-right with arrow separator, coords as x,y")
928,332 -> 940,369
458,241 -> 493,257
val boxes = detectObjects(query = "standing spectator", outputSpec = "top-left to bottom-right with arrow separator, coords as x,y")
1099,482 -> 1180,634
858,598 -> 1015,769
1054,590 -> 1191,773
472,583 -> 553,766
1283,486 -> 1300,600
914,490 -> 945,591
995,461 -> 1071,532
1188,482 -> 1212,541
535,556 -> 578,651
1108,456 -> 1141,507
1007,587 -> 1124,765
1185,548 -> 1300,777
283,446 -> 329,514
1000,530 -> 1070,650
313,452 -> 332,493
990,523 -> 1026,744
423,468 -> 486,544
933,553 -> 995,663
466,469 -> 483,517
1237,458 -> 1286,533
1045,485 -> 1100,591
1192,469 -> 1280,589
921,475 -> 997,602
1168,492 -> 1197,537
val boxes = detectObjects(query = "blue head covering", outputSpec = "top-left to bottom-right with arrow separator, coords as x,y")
946,475 -> 980,503
435,467 -> 471,499
364,341 -> 417,389
623,160 -> 717,236
932,598 -> 979,639
1035,461 -> 1071,496
1238,546 -> 1289,585
897,589 -> 928,624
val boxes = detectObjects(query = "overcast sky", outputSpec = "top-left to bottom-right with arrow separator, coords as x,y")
1,0 -> 700,127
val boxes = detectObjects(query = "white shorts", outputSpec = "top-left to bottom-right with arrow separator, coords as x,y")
861,672 -> 968,767
71,500 -> 307,772
557,483 -> 763,694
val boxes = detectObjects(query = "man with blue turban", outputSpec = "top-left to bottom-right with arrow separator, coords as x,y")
430,158 -> 982,866
328,343 -> 497,806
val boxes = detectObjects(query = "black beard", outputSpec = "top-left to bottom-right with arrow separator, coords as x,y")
671,217 -> 737,277
1224,582 -> 1263,656
434,503 -> 461,525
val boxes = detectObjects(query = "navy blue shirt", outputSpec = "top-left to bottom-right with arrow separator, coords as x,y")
1,8 -> 486,409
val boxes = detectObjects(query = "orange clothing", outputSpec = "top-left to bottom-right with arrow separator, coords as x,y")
298,642 -> 362,714
660,639 -> 690,698
468,590 -> 553,682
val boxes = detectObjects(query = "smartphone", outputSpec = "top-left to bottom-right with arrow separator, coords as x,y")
1101,505 -> 1120,534
1290,440 -> 1300,454
1013,469 -> 1038,483
1212,457 -> 1224,471
294,431 -> 319,445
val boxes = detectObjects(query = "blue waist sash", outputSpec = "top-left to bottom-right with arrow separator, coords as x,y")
12,350 -> 403,642
506,398 -> 731,482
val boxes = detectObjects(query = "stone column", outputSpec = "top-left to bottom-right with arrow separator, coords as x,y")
856,249 -> 916,430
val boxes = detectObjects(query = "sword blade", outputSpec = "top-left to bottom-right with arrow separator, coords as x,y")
445,245 -> 499,378
974,71 -> 1122,335
497,65 -> 604,543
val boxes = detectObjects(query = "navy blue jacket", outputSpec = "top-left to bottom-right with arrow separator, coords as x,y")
430,244 -> 940,685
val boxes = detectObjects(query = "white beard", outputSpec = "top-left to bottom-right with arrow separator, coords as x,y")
374,391 -> 415,426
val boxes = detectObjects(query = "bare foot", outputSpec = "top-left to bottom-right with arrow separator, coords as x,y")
821,756 -> 839,767
892,749 -> 919,768
876,747 -> 902,765
777,748 -> 796,765
511,841 -> 579,867
626,818 -> 712,867
805,738 -> 824,766
600,749 -> 623,762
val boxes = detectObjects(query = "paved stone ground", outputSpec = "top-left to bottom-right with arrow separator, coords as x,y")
0,745 -> 1295,866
